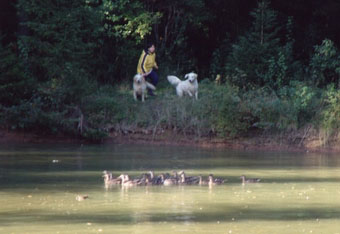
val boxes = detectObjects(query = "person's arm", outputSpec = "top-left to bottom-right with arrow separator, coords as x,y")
154,54 -> 158,69
142,70 -> 152,77
141,53 -> 148,74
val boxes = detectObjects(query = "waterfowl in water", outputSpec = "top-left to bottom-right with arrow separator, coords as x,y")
240,175 -> 261,184
102,170 -> 112,179
160,173 -> 177,186
147,171 -> 159,184
76,194 -> 88,201
208,174 -> 225,185
135,173 -> 149,186
147,171 -> 167,185
169,171 -> 180,184
102,171 -> 121,185
178,171 -> 199,185
119,174 -> 146,186
198,175 -> 208,185
117,174 -> 134,186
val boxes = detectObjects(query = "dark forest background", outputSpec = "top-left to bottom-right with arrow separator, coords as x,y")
1,0 -> 340,144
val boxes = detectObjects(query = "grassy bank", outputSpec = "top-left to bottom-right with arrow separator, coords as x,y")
2,79 -> 340,151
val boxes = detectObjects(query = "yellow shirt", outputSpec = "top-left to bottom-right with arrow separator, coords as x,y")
137,50 -> 157,74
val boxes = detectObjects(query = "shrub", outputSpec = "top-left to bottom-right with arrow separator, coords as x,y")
0,41 -> 35,107
309,39 -> 340,88
318,85 -> 340,144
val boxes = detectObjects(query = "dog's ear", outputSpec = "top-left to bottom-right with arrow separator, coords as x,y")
185,74 -> 189,79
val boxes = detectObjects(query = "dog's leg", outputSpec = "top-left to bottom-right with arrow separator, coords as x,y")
195,92 -> 198,100
177,89 -> 183,97
133,91 -> 137,101
141,93 -> 145,102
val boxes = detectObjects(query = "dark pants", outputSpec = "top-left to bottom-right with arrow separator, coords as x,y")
145,70 -> 158,95
145,70 -> 159,86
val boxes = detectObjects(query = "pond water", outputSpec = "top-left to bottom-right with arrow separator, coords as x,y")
1,143 -> 340,233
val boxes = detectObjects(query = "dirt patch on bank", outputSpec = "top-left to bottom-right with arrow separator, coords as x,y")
1,129 -> 339,153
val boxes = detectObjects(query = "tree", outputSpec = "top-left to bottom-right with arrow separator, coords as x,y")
17,0 -> 103,106
97,0 -> 161,83
309,39 -> 340,88
225,0 -> 291,89
0,38 -> 35,107
144,0 -> 210,73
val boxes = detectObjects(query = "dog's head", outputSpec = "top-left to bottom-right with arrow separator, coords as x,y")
185,72 -> 198,83
134,74 -> 145,84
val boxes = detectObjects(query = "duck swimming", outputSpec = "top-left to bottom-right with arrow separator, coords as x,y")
208,174 -> 225,185
240,175 -> 261,184
120,174 -> 147,186
160,173 -> 177,186
76,194 -> 88,201
103,170 -> 121,186
178,171 -> 199,185
147,171 -> 160,185
101,170 -> 242,188
117,174 -> 135,186
198,175 -> 208,185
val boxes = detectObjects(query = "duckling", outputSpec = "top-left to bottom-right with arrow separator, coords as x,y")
208,174 -> 225,185
240,175 -> 261,184
76,194 -> 88,201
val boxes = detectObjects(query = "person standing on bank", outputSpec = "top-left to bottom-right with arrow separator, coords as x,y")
137,42 -> 159,96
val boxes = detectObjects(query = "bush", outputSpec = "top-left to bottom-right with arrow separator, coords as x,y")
278,81 -> 321,128
317,85 -> 340,144
309,39 -> 340,88
0,41 -> 35,107
74,81 -> 324,139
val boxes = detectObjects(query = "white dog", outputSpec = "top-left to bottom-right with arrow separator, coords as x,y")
133,74 -> 156,102
167,72 -> 198,99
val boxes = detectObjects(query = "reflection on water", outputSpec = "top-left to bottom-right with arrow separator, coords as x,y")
1,143 -> 340,233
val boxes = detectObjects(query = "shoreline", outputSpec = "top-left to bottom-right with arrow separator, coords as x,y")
1,129 -> 339,154
108,133 -> 338,154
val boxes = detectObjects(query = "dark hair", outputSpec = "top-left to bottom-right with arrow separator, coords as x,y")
144,42 -> 155,52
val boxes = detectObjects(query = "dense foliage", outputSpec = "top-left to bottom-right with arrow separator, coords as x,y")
1,0 -> 340,144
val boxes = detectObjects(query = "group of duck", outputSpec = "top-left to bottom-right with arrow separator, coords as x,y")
102,170 -> 261,187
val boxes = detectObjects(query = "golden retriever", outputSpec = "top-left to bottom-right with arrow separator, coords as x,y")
133,74 -> 156,102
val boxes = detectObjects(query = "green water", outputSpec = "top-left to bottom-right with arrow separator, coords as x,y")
1,144 -> 340,234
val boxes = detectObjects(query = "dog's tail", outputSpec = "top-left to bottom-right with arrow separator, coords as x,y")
146,81 -> 156,90
167,75 -> 181,87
